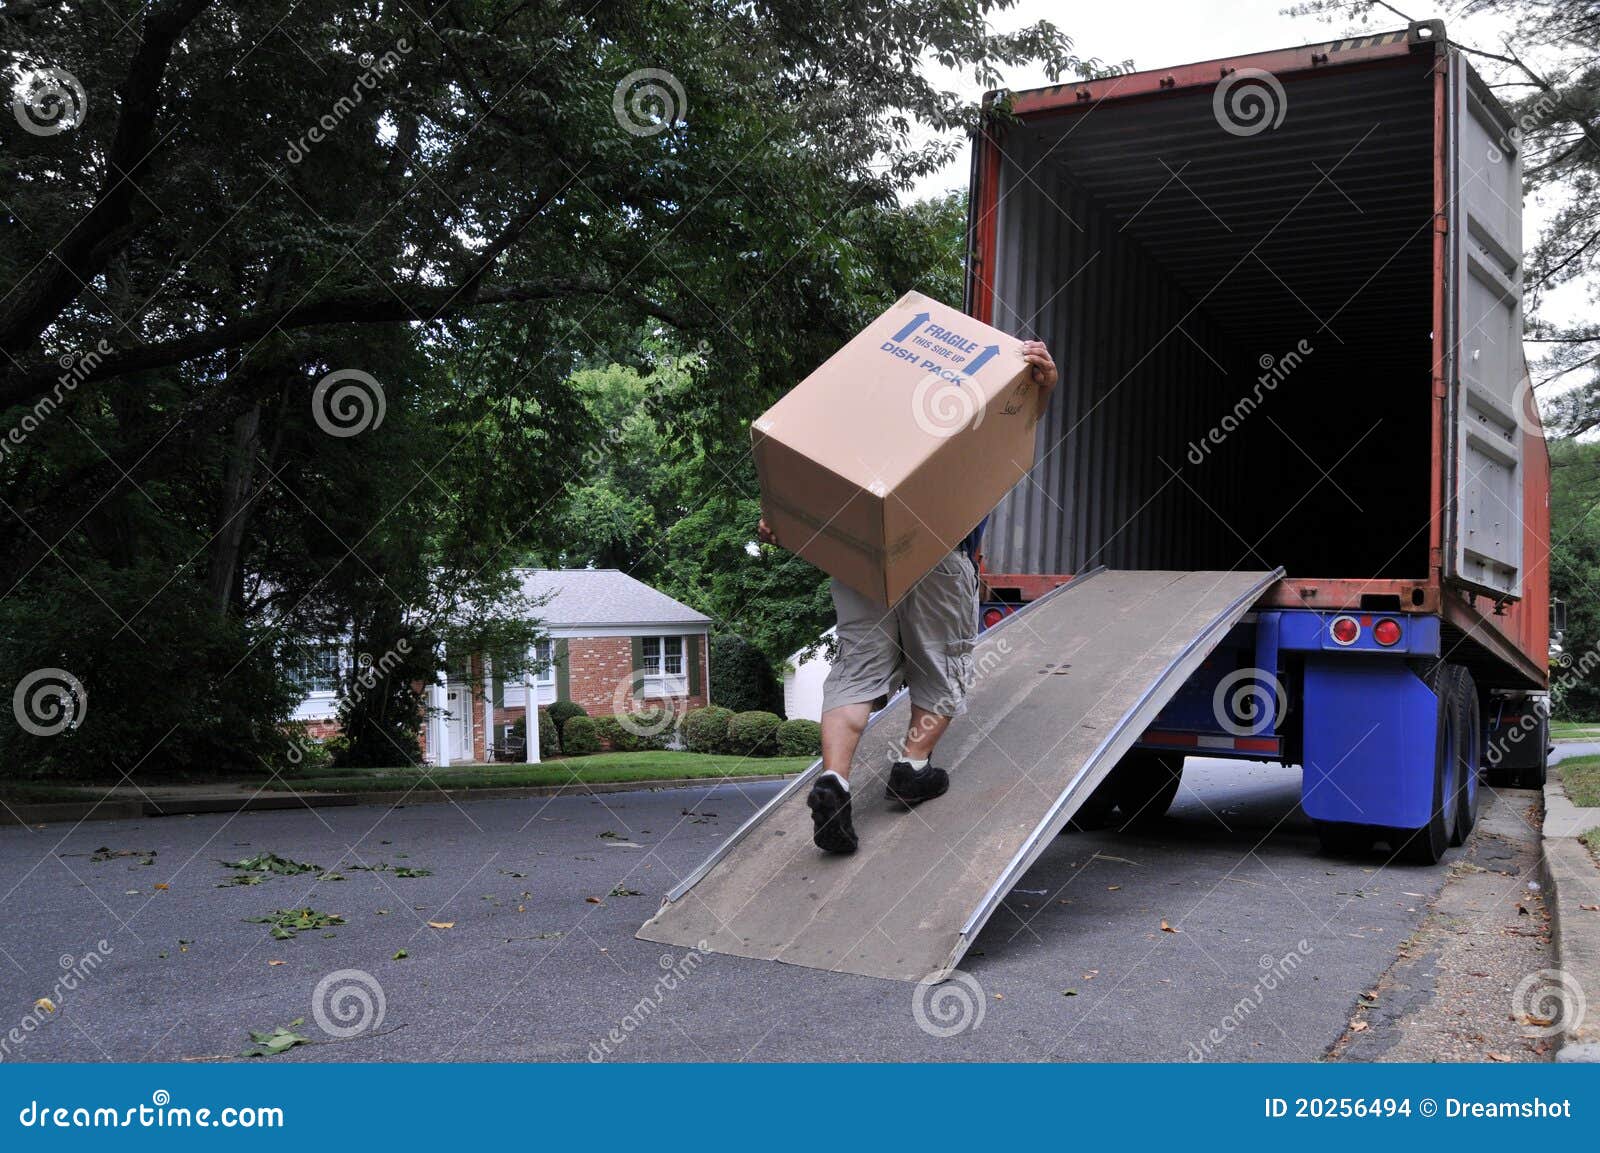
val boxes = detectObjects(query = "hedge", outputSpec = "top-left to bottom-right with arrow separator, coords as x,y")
709,634 -> 784,716
592,714 -> 669,753
682,705 -> 734,754
561,715 -> 600,756
546,700 -> 588,751
775,718 -> 822,758
727,710 -> 782,757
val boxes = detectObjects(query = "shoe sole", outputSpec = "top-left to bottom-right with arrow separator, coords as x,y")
807,790 -> 857,854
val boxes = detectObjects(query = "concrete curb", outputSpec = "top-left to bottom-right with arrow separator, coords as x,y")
0,773 -> 799,827
1541,769 -> 1600,1062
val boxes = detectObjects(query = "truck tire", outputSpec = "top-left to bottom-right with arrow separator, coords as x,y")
1396,663 -> 1460,865
1111,751 -> 1184,831
1449,667 -> 1480,845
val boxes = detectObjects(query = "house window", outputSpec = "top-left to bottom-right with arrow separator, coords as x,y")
640,635 -> 685,679
289,644 -> 341,695
532,639 -> 556,686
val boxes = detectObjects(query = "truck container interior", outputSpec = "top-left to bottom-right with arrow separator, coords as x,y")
982,53 -> 1437,583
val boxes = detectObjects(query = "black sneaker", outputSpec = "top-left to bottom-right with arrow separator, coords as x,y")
807,776 -> 858,854
885,761 -> 950,808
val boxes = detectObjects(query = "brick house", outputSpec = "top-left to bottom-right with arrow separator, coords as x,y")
289,568 -> 712,764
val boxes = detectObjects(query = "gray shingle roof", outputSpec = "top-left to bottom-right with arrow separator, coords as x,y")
513,569 -> 711,630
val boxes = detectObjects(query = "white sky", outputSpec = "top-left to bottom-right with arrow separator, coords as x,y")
907,0 -> 1587,332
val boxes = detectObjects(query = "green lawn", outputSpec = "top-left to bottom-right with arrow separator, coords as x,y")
263,750 -> 815,793
1551,720 -> 1600,741
0,783 -> 108,804
1560,755 -> 1600,808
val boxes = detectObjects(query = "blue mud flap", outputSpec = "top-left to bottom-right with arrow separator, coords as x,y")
1300,656 -> 1437,829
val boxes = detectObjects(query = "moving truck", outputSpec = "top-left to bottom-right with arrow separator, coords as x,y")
967,20 -> 1551,862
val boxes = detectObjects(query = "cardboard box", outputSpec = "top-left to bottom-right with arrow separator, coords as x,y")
751,291 -> 1040,606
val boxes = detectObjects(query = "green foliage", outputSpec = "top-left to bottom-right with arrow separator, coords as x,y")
537,710 -> 559,756
776,718 -> 823,758
0,2 -> 1072,781
1549,439 -> 1600,718
547,701 -> 589,751
726,710 -> 782,757
682,706 -> 735,754
561,715 -> 601,757
592,715 -> 669,752
710,634 -> 785,715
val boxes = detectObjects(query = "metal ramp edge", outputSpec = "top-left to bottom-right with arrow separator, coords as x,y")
640,566 -> 1283,980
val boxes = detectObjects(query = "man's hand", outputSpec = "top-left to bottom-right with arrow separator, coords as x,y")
1021,340 -> 1058,417
757,517 -> 780,547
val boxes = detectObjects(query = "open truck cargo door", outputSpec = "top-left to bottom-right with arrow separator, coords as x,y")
1445,51 -> 1525,600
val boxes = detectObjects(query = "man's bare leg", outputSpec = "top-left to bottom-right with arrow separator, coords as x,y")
902,706 -> 951,763
820,702 -> 872,782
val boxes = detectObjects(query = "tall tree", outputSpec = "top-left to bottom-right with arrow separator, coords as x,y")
0,4 -> 1073,776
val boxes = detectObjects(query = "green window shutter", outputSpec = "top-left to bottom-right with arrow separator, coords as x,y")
492,664 -> 505,709
631,635 -> 645,671
686,634 -> 701,697
554,638 -> 570,702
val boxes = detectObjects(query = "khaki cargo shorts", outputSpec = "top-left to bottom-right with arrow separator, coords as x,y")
821,549 -> 979,717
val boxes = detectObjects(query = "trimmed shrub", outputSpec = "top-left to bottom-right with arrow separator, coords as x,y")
682,705 -> 734,754
546,700 -> 588,751
710,634 -> 784,716
775,718 -> 822,758
727,710 -> 782,757
592,714 -> 669,753
561,715 -> 600,756
536,709 -> 558,755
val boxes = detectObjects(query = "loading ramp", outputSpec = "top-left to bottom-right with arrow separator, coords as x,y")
639,567 -> 1283,981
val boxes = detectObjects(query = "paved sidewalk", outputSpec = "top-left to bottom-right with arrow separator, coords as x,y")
1542,745 -> 1600,1062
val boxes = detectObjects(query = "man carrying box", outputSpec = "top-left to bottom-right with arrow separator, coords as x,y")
759,339 -> 1058,853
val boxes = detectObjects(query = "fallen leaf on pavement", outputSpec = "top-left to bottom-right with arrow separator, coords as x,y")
154,883 -> 169,890
267,960 -> 285,967
1160,920 -> 1180,933
1107,885 -> 1121,891
393,949 -> 408,960
585,896 -> 603,904
1349,1021 -> 1368,1033
1062,990 -> 1077,997
427,921 -> 454,929
34,998 -> 55,1013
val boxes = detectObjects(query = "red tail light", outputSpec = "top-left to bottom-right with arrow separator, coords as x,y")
1372,618 -> 1402,646
1330,615 -> 1360,645
982,607 -> 1006,629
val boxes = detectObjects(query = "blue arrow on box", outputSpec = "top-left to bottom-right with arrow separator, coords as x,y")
891,312 -> 929,343
963,344 -> 1000,376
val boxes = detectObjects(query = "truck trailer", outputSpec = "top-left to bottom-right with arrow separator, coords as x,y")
641,22 -> 1552,981
972,18 -> 1550,864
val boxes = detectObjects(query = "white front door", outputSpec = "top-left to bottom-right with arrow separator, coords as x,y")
444,685 -> 472,761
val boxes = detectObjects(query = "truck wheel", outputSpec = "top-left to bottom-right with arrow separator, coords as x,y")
1315,820 -> 1372,856
1397,663 -> 1459,865
1448,668 -> 1481,845
1111,752 -> 1184,831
